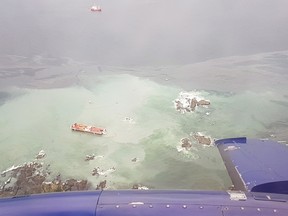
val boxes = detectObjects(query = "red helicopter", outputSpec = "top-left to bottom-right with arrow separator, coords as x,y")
91,5 -> 101,12
91,1 -> 102,12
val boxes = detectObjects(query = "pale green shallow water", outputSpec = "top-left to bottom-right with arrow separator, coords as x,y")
1,52 -> 288,190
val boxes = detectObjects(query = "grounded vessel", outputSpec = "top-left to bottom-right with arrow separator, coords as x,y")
71,123 -> 106,135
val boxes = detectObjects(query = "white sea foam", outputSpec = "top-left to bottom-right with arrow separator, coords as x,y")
1,165 -> 21,176
123,117 -> 136,124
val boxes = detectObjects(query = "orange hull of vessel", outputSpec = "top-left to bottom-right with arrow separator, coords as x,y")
71,123 -> 106,135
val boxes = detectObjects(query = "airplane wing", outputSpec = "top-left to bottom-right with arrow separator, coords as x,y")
1,189 -> 288,216
1,138 -> 288,215
216,137 -> 288,194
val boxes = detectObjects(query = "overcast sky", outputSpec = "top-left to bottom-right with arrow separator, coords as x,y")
1,0 -> 288,65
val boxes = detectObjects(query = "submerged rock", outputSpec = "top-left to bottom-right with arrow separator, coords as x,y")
132,184 -> 149,190
96,180 -> 107,190
1,165 -> 22,177
197,99 -> 210,106
123,117 -> 135,124
92,167 -> 116,176
85,154 -> 95,161
36,150 -> 46,159
92,167 -> 100,176
180,138 -> 192,149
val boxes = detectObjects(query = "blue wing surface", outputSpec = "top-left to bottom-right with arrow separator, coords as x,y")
216,137 -> 288,194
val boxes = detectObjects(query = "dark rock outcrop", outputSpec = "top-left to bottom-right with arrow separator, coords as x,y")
180,138 -> 192,149
96,180 -> 107,190
0,152 -> 90,197
193,134 -> 212,145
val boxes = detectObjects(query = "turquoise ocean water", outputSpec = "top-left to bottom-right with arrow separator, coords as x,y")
0,51 -> 288,191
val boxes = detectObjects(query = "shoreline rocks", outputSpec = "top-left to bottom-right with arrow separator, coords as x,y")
96,180 -> 107,190
0,151 -> 95,198
42,177 -> 89,193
